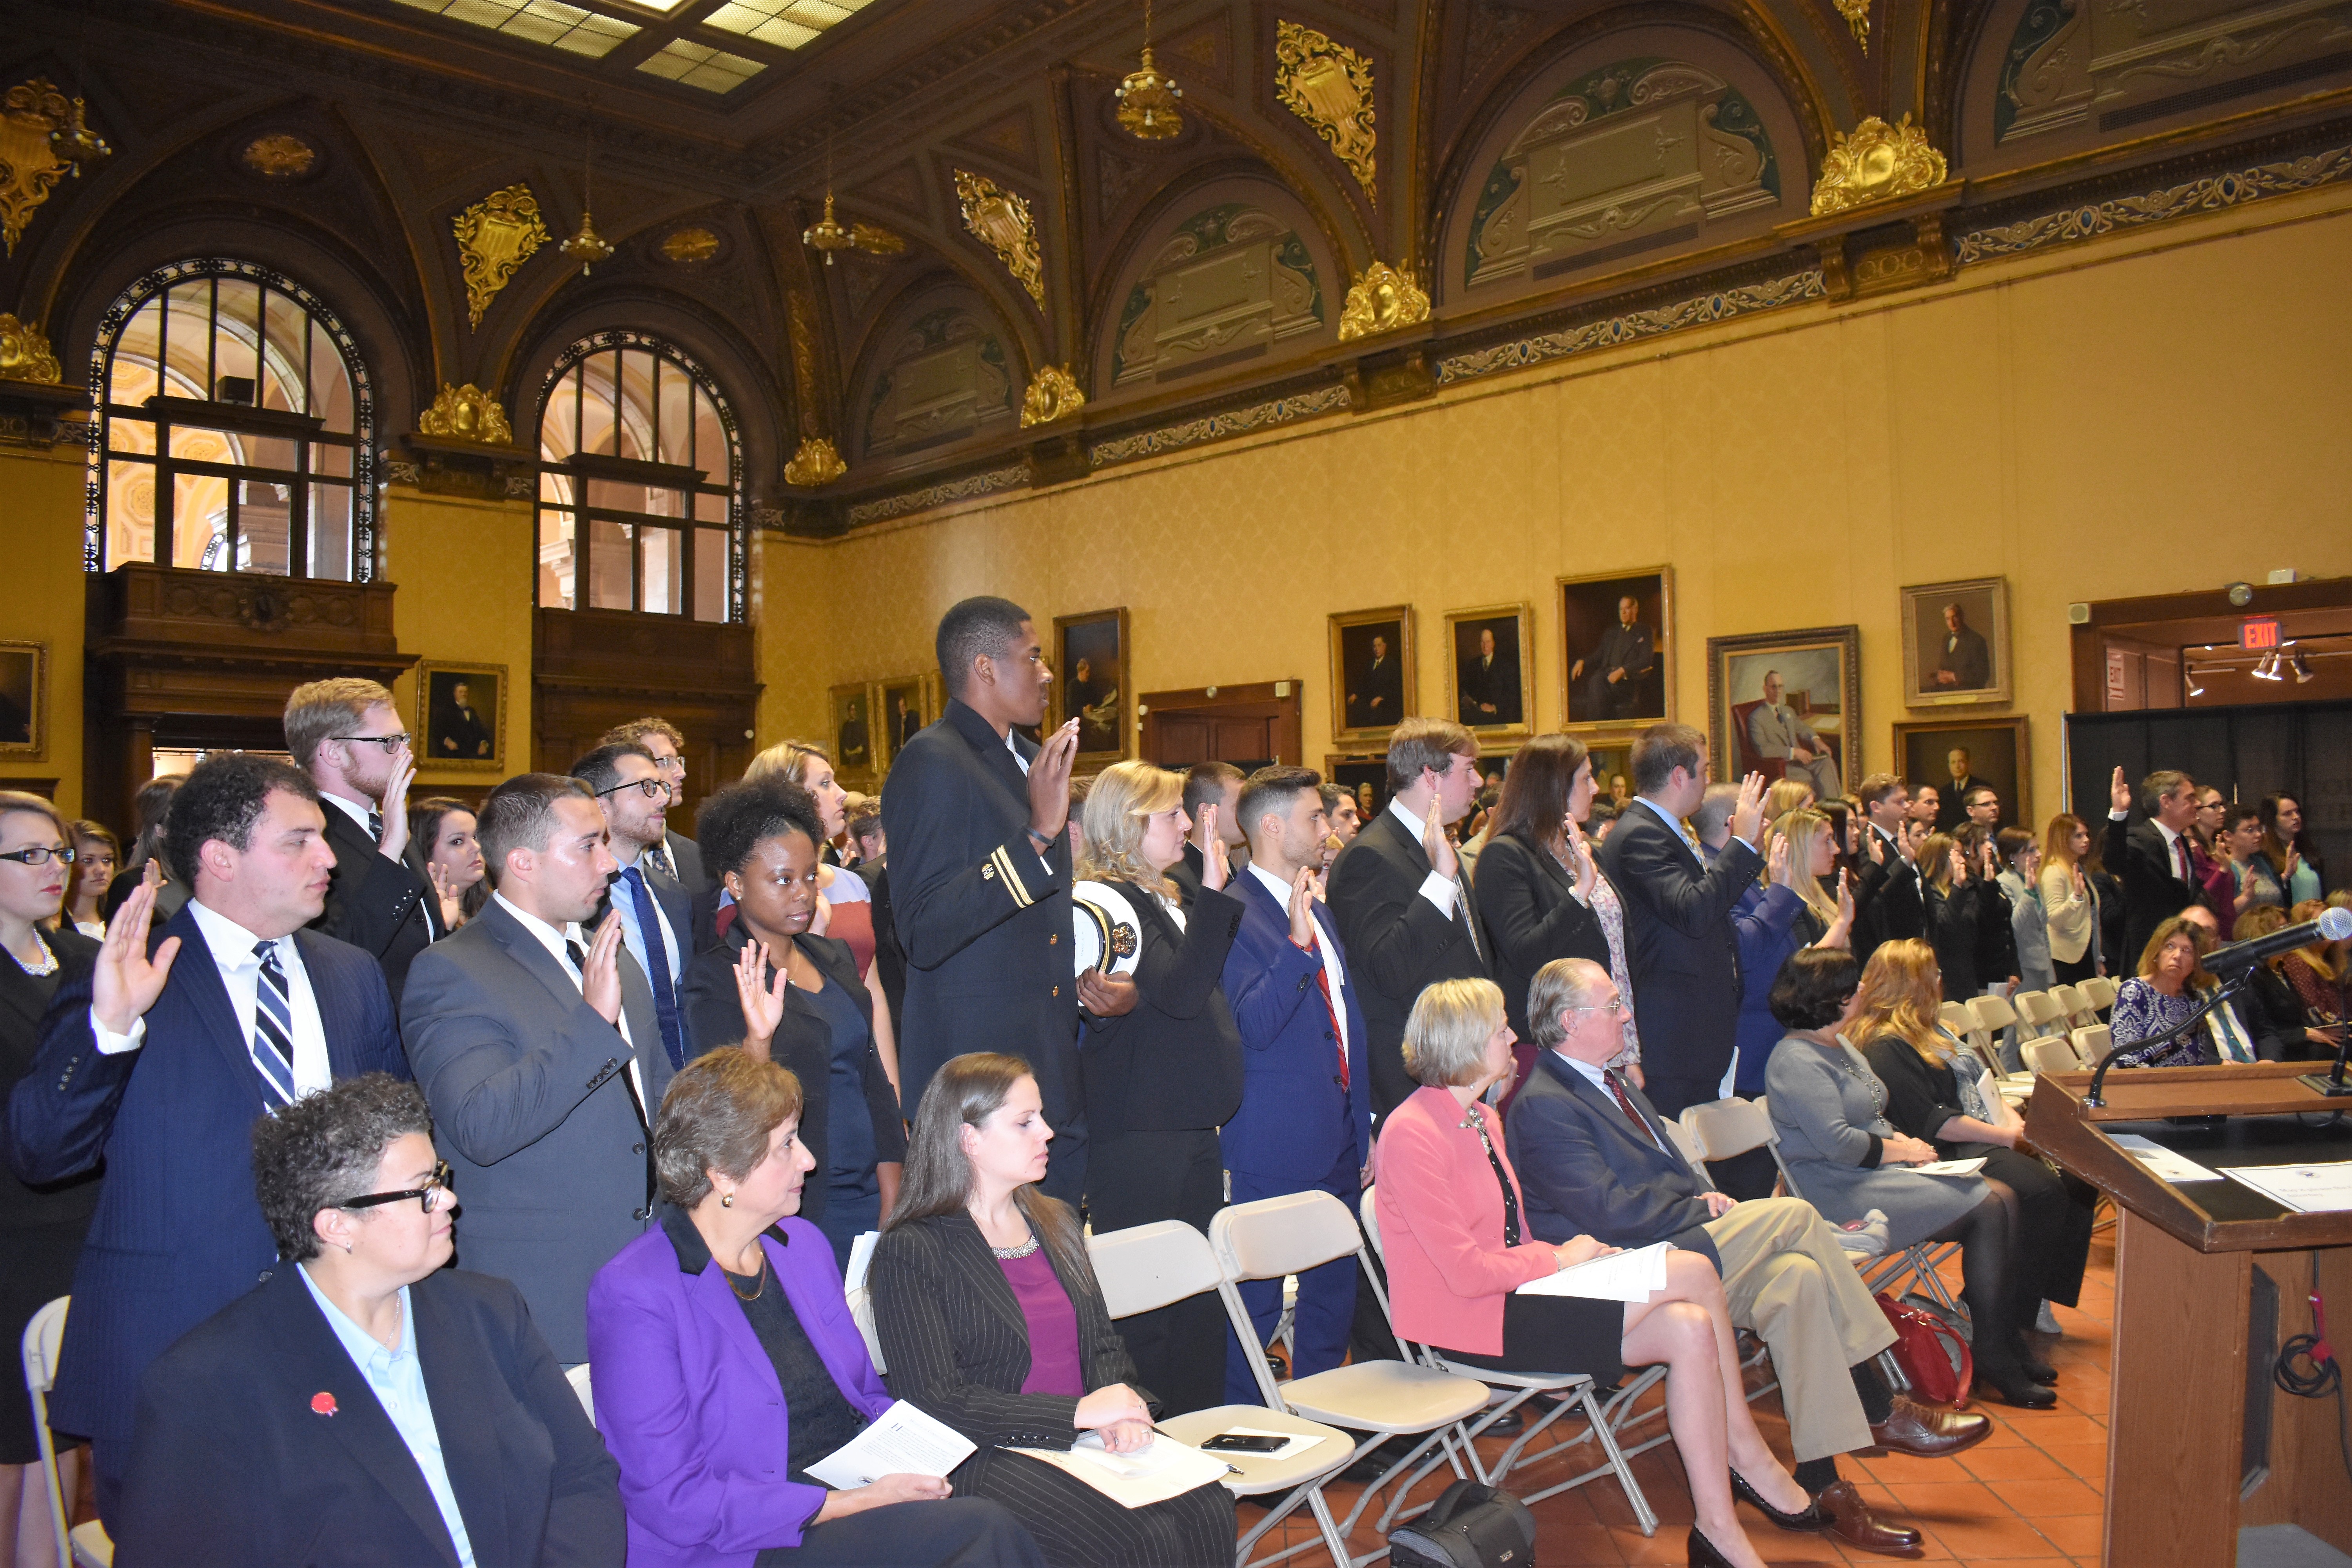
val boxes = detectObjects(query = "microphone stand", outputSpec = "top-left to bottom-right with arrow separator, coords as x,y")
2082,973 -> 2253,1109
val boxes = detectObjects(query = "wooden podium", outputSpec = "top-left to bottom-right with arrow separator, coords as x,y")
2026,1060 -> 2352,1567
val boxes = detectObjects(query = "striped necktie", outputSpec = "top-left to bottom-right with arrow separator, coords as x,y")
250,939 -> 297,1110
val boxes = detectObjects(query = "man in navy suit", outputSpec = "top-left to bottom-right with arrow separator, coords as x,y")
4,753 -> 409,1512
1219,767 -> 1371,1403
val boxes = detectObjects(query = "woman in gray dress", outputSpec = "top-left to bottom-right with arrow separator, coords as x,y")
1763,948 -> 2055,1409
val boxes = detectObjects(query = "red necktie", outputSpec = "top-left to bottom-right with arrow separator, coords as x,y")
1298,929 -> 1348,1091
2174,836 -> 2192,885
1602,1069 -> 1657,1148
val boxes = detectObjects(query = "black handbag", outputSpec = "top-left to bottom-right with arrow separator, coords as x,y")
1387,1479 -> 1537,1568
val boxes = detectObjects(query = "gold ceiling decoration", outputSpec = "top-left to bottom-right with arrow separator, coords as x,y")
1114,0 -> 1183,140
453,184 -> 550,328
802,191 -> 906,266
0,314 -> 62,383
559,125 -> 616,276
1833,0 -> 1870,50
1019,365 -> 1086,427
1811,115 -> 1948,216
1336,262 -> 1428,340
953,169 -> 1047,310
1274,21 -> 1377,202
784,436 -> 848,486
661,226 -> 721,263
0,78 -> 109,257
241,134 -> 316,178
416,383 -> 513,446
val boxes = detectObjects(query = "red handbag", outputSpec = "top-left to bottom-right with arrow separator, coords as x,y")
1875,1292 -> 1972,1406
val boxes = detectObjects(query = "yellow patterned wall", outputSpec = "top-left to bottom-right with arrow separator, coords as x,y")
765,180 -> 2352,822
0,443 -> 91,808
382,487 -> 535,788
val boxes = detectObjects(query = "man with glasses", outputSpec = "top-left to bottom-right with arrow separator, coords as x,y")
598,716 -> 708,896
285,677 -> 437,1010
572,742 -> 693,1074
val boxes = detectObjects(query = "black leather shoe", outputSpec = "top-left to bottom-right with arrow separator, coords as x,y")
1973,1370 -> 2058,1408
1730,1468 -> 1826,1530
1687,1525 -> 1737,1567
2022,1353 -> 2060,1385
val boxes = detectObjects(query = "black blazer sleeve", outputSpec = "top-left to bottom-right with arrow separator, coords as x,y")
1861,1036 -> 1966,1143
312,808 -> 429,964
1973,878 -> 2017,983
1122,885 -> 1243,1024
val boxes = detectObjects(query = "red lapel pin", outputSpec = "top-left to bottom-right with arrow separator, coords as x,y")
311,1391 -> 338,1417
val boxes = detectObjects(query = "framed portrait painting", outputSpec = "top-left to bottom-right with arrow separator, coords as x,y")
1895,717 -> 2031,835
414,662 -> 505,771
0,641 -> 44,758
875,674 -> 933,770
1445,604 -> 1533,737
1326,754 -> 1392,821
1054,608 -> 1130,765
829,683 -> 877,780
1330,606 -> 1414,744
1560,569 -> 1671,730
1706,626 -> 1861,792
1903,577 -> 2011,708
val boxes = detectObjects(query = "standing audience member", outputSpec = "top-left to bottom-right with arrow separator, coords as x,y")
2105,766 -> 2203,967
748,743 -> 874,979
573,743 -> 695,1079
844,797 -> 907,1082
870,1053 -> 1237,1568
597,717 -> 708,894
399,773 -> 670,1366
1763,778 -> 1816,826
1072,763 -> 1243,1417
63,821 -> 117,938
113,1074 -> 625,1567
1321,783 -> 1363,847
1851,776 -> 1922,964
1595,723 -> 1766,1120
1997,828 -> 2056,999
1218,767 -> 1370,1404
1166,762 -> 1243,908
99,777 -> 183,927
2258,794 -> 2327,907
2217,802 -> 2273,922
1917,833 -> 1999,1004
1729,810 -> 1853,1101
2039,815 -> 2104,984
285,678 -> 437,1006
1907,785 -> 1941,839
6,754 -> 409,1510
404,797 -> 489,933
0,793 -> 103,1548
587,1052 -> 1040,1568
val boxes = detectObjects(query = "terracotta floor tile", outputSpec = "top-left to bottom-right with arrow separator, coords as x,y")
2015,1412 -> 2106,1445
2034,1513 -> 2107,1555
1960,1444 -> 2071,1481
1919,1510 -> 2071,1559
1532,1521 -> 1626,1565
1610,1523 -> 1695,1564
2034,1441 -> 2109,1483
1994,1476 -> 2104,1516
1878,1478 -> 2003,1520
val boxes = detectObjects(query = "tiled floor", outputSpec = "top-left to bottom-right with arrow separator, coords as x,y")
1247,1232 -> 2117,1565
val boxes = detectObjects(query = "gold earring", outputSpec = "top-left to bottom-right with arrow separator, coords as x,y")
720,1191 -> 733,1208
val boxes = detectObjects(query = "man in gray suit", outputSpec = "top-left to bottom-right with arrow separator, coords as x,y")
1745,670 -> 1840,799
401,773 -> 670,1365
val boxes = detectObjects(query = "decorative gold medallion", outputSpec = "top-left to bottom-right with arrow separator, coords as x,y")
452,184 -> 551,328
0,78 -> 103,256
1810,115 -> 1949,216
241,134 -> 316,178
1019,365 -> 1086,428
0,314 -> 61,383
953,169 -> 1047,310
784,436 -> 847,487
661,226 -> 721,263
416,383 -> 514,446
1274,21 -> 1377,201
1833,0 -> 1870,49
1336,262 -> 1429,340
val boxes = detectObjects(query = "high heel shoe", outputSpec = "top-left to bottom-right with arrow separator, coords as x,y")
1729,1468 -> 1826,1530
1687,1524 -> 1738,1567
1972,1368 -> 2058,1408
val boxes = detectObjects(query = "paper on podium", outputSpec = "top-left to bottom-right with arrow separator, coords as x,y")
804,1400 -> 976,1491
1904,1158 -> 1987,1178
1514,1241 -> 1672,1302
2108,1134 -> 2222,1183
2219,1162 -> 2352,1214
1006,1431 -> 1232,1508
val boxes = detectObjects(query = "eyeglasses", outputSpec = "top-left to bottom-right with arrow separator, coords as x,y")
1566,1000 -> 1632,1018
332,733 -> 411,753
596,779 -> 674,802
0,846 -> 76,867
339,1160 -> 456,1215
651,753 -> 685,774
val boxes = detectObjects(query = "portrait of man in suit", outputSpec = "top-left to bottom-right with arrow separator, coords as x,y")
1334,613 -> 1410,735
1898,724 -> 2024,845
1932,604 -> 1992,691
1905,581 -> 2004,702
1054,608 -> 1128,759
1563,573 -> 1668,725
1451,614 -> 1526,729
423,668 -> 499,765
833,687 -> 870,770
0,644 -> 35,749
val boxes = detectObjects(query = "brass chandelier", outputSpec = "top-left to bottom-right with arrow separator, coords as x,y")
1114,0 -> 1183,140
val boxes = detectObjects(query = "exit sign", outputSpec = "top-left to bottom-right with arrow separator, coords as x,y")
2242,618 -> 2283,650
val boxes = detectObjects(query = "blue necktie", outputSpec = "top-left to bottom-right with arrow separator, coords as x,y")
622,866 -> 688,1072
250,939 -> 297,1111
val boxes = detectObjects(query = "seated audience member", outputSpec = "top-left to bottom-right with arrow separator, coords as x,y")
678,779 -> 902,1268
747,742 -> 873,976
588,1052 -> 1042,1568
405,795 -> 489,934
1376,979 -> 1841,1568
2110,913 -> 2268,1067
869,1053 -> 1237,1568
99,777 -> 184,927
1072,762 -> 1243,1417
1507,959 -> 1978,1549
2258,794 -> 2327,906
1166,761 -> 1244,908
2232,906 -> 2341,1062
113,1074 -> 624,1566
1765,949 -> 2054,1407
2039,815 -> 2104,984
1997,828 -> 2056,998
1854,940 -> 2096,1336
596,717 -> 707,895
64,819 -> 117,938
2279,898 -> 2351,1037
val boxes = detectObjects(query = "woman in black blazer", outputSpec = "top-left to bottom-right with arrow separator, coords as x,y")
872,1052 -> 1236,1568
678,779 -> 904,1269
1071,761 -> 1243,1417
1918,832 -> 2003,1002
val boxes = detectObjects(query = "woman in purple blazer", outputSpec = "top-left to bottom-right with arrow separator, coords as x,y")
586,1048 -> 1043,1567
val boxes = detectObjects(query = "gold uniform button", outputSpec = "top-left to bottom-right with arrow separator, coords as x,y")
1052,985 -> 1061,997
1049,934 -> 1058,944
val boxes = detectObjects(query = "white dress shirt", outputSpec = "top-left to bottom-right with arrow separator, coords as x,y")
91,900 -> 332,1096
492,892 -> 645,1107
1384,796 -> 1460,917
1247,861 -> 1350,1059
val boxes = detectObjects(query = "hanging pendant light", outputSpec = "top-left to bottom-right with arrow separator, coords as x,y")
1114,0 -> 1183,140
560,106 -> 617,275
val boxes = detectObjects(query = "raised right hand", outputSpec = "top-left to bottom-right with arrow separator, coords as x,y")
1027,719 -> 1081,839
580,916 -> 624,1025
91,877 -> 180,1035
1073,1383 -> 1151,1432
1566,818 -> 1599,901
2109,765 -> 2132,815
732,939 -> 788,1058
1766,830 -> 1791,887
1287,865 -> 1318,947
1947,844 -> 1968,885
1423,793 -> 1459,881
1864,826 -> 1886,866
1730,771 -> 1767,846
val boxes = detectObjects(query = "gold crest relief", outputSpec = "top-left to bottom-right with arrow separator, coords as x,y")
784,436 -> 848,487
1019,365 -> 1086,428
1336,263 -> 1428,341
0,314 -> 62,384
452,184 -> 551,329
0,79 -> 96,257
416,383 -> 514,446
1274,21 -> 1377,201
1810,115 -> 1949,217
953,170 -> 1047,310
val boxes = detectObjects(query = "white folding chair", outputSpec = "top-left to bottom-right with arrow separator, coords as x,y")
2071,1023 -> 2112,1067
566,1361 -> 595,1425
2013,990 -> 2069,1042
1087,1221 -> 1357,1568
2049,983 -> 2094,1029
1966,993 -> 2019,1040
1767,1134 -> 1965,1325
2080,976 -> 2118,1015
22,1297 -> 113,1568
1936,1001 -> 1981,1055
2021,1035 -> 2083,1076
1210,1191 -> 1491,1565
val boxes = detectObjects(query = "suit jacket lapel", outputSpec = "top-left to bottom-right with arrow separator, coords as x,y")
159,905 -> 267,1112
294,931 -> 374,1078
481,901 -> 595,1013
0,956 -> 49,1034
947,701 -> 1030,808
1547,1053 -> 1669,1163
413,1283 -> 515,1568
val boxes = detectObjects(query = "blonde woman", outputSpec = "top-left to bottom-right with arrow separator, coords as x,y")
746,740 -> 873,977
2038,814 -> 2103,983
1729,809 -> 1853,1098
1763,777 -> 1815,823
1069,761 -> 1244,1415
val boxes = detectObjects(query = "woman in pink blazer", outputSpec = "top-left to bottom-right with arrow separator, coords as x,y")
1374,979 -> 1808,1568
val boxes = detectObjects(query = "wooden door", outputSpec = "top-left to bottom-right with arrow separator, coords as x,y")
1138,681 -> 1302,770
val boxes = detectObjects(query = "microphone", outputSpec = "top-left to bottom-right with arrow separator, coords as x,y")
2203,906 -> 2352,975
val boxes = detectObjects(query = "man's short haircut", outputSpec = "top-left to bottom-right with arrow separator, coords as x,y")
283,677 -> 394,770
163,753 -> 319,888
599,716 -> 685,752
1526,957 -> 1613,1053
2141,769 -> 2191,816
1403,977 -> 1506,1088
250,1073 -> 432,1262
1319,783 -> 1347,817
1385,717 -> 1477,792
1961,784 -> 1998,809
1630,723 -> 1706,796
1912,782 -> 1939,799
694,778 -> 824,881
935,595 -> 1032,697
476,774 -> 596,885
1182,761 -> 1246,819
1857,773 -> 1902,809
1690,782 -> 1740,843
570,741 -> 656,796
845,793 -> 883,850
1236,766 -> 1321,846
1768,947 -> 1862,1031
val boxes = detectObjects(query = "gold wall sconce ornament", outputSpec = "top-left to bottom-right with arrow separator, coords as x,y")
0,78 -> 109,256
784,435 -> 848,486
1336,261 -> 1429,340
1274,21 -> 1377,201
1019,365 -> 1086,427
241,134 -> 316,178
802,191 -> 906,265
0,314 -> 61,383
1810,115 -> 1949,216
1114,0 -> 1183,140
1833,0 -> 1871,50
416,383 -> 514,446
953,169 -> 1047,310
661,227 -> 721,263
453,184 -> 550,328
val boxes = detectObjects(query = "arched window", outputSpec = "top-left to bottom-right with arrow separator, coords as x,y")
85,259 -> 372,579
535,332 -> 743,622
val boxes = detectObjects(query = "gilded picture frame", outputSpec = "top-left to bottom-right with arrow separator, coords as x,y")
1054,607 -> 1131,766
1706,626 -> 1862,791
413,661 -> 506,773
1894,716 -> 2032,835
875,673 -> 933,773
1325,753 -> 1392,820
1902,576 -> 2011,709
1330,605 -> 1415,744
1444,603 -> 1534,739
1559,568 -> 1673,732
0,640 -> 45,759
830,681 -> 878,784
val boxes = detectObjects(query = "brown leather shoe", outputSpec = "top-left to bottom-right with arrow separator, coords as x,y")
1868,1394 -> 1994,1459
1815,1479 -> 1925,1558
